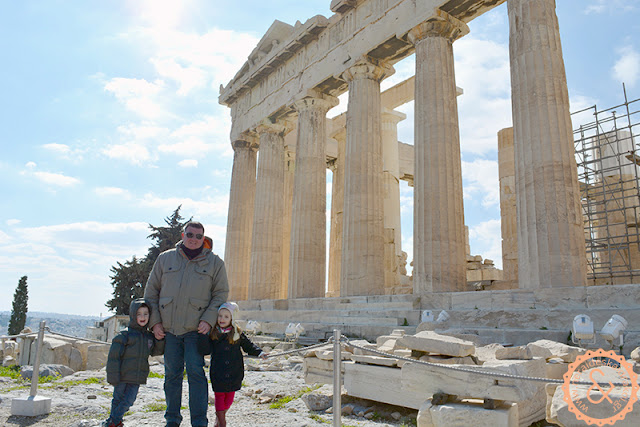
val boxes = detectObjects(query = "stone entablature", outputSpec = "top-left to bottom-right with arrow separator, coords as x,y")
219,0 -> 504,142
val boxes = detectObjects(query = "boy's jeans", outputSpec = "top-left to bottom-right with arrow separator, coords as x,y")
164,331 -> 208,426
108,383 -> 139,424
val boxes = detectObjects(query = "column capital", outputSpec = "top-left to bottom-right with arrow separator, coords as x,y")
292,91 -> 339,113
381,108 -> 407,125
341,56 -> 394,83
232,139 -> 258,152
255,118 -> 294,137
408,10 -> 469,44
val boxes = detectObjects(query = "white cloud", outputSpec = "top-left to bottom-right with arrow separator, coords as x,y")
462,159 -> 500,208
159,137 -> 213,155
43,143 -> 71,154
117,123 -> 170,140
468,219 -> 502,268
178,159 -> 198,168
6,219 -> 21,226
139,193 -> 229,218
25,161 -> 37,169
455,38 -> 512,155
30,171 -> 81,187
151,57 -> 208,95
104,77 -> 169,119
613,46 -> 640,88
0,221 -> 152,315
102,142 -> 153,165
585,0 -> 636,14
94,187 -> 132,198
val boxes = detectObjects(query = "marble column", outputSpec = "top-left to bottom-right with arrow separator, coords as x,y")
508,0 -> 587,289
409,12 -> 469,294
248,120 -> 289,300
288,94 -> 338,298
224,137 -> 258,301
381,108 -> 406,292
340,58 -> 393,296
498,127 -> 518,286
327,127 -> 346,297
281,142 -> 295,300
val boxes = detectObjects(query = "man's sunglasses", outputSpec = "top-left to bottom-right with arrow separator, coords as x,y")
185,232 -> 204,239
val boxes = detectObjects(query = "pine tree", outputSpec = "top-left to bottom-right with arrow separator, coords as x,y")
8,276 -> 28,335
106,206 -> 188,315
146,205 -> 190,260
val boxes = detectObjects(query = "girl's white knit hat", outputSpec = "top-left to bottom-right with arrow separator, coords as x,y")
218,302 -> 239,317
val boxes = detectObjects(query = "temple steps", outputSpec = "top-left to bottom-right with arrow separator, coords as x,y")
235,284 -> 640,351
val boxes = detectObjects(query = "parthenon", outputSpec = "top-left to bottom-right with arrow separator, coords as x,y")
220,0 -> 586,300
220,0 -> 588,301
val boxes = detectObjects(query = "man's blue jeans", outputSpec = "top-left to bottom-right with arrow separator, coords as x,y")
164,331 -> 208,426
108,383 -> 139,424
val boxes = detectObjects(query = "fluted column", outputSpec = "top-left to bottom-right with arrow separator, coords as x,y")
281,142 -> 295,300
224,137 -> 258,301
327,127 -> 346,297
409,12 -> 469,294
381,108 -> 406,292
340,58 -> 393,296
288,94 -> 338,298
508,0 -> 587,289
498,127 -> 518,286
248,120 -> 290,300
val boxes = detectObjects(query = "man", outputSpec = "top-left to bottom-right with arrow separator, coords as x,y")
144,221 -> 229,427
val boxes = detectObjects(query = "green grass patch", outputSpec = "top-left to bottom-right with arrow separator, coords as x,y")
308,414 -> 330,423
269,384 -> 322,409
0,365 -> 21,379
148,371 -> 164,378
144,401 -> 167,412
41,376 -> 104,389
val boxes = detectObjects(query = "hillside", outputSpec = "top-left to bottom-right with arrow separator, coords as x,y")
0,311 -> 102,338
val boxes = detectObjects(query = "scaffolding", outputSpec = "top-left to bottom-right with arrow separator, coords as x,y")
574,86 -> 640,284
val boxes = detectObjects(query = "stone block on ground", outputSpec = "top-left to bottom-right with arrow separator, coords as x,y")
344,362 -> 425,409
303,357 -> 345,385
350,354 -> 398,367
417,399 -> 518,427
419,355 -> 477,365
302,392 -> 333,411
402,358 -> 545,402
20,363 -> 75,380
85,344 -> 109,370
527,339 -> 585,362
549,364 -> 640,427
398,331 -> 475,357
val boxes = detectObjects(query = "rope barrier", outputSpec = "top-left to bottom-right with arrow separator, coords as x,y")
263,338 -> 333,359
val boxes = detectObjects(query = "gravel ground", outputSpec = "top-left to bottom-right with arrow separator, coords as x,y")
0,360 -> 417,427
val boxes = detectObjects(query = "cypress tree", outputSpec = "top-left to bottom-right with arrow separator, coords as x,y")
8,275 -> 28,335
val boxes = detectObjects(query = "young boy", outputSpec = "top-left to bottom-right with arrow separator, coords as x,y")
103,298 -> 164,427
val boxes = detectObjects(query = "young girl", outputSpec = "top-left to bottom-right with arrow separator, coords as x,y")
201,302 -> 267,427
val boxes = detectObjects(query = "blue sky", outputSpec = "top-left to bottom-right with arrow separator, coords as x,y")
1,0 -> 638,316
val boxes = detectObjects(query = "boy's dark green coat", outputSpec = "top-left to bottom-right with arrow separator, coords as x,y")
106,299 -> 164,385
